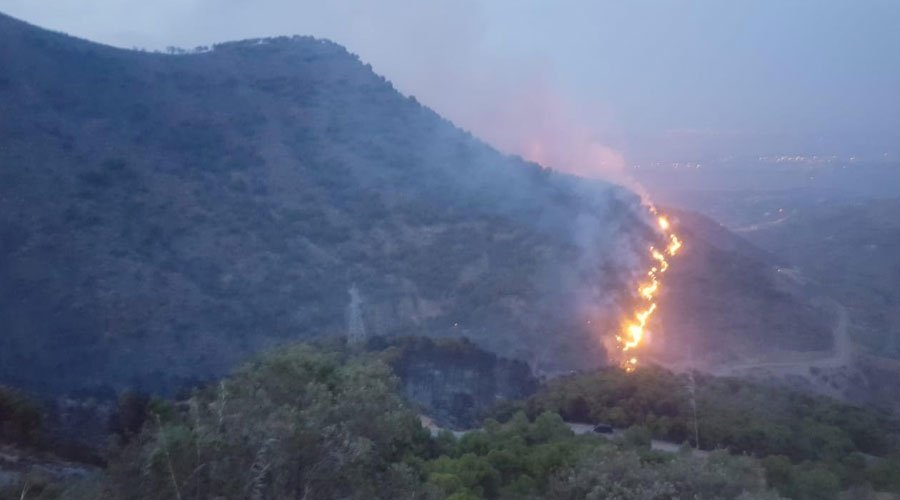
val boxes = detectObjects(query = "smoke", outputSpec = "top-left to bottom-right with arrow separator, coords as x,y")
323,3 -> 632,184
387,33 -> 629,182
459,80 -> 628,181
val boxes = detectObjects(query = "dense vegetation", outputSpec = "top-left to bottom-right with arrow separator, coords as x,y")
505,366 -> 900,498
2,344 -> 789,499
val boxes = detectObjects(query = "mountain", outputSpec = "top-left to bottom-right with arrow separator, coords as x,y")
0,12 -> 831,396
0,12 -> 643,394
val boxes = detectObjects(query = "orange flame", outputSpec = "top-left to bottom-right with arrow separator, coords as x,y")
616,213 -> 683,372
658,216 -> 670,231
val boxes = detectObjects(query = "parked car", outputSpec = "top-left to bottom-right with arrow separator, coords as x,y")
592,423 -> 614,434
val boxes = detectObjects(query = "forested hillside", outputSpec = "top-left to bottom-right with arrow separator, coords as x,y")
0,12 -> 830,396
0,12 -> 645,393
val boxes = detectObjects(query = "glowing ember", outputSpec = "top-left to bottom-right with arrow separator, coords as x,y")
615,211 -> 684,372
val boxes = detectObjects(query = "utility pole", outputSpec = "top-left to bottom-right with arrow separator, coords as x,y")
347,283 -> 366,346
687,344 -> 700,449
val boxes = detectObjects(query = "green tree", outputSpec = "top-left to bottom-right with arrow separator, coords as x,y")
103,345 -> 434,499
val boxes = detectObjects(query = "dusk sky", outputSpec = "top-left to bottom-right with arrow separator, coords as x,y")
3,0 -> 898,178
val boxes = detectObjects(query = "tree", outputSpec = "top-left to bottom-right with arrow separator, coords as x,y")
0,386 -> 42,447
102,345 -> 433,499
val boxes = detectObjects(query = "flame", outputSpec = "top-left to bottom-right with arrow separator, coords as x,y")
658,216 -> 670,231
616,212 -> 683,372
639,280 -> 658,300
667,234 -> 683,256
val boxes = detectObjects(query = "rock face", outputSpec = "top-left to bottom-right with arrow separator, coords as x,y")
372,337 -> 539,428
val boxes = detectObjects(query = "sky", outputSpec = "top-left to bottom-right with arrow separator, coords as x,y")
2,0 -> 898,178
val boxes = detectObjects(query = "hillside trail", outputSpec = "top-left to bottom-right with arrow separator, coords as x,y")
710,299 -> 853,377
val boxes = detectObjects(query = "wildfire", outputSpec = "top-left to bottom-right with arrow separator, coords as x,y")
615,211 -> 684,372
